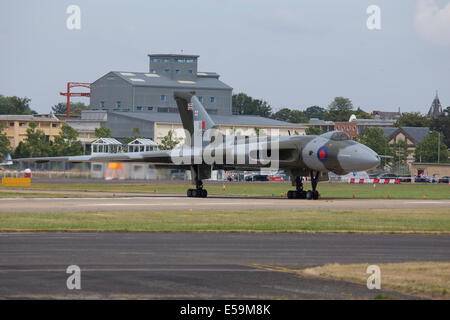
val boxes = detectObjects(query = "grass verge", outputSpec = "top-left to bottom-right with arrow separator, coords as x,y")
0,208 -> 449,233
2,182 -> 449,199
302,262 -> 450,299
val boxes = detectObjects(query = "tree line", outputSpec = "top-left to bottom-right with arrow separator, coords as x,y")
232,93 -> 373,123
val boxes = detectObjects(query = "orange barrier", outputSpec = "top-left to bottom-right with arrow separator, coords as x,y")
1,177 -> 31,187
105,163 -> 125,180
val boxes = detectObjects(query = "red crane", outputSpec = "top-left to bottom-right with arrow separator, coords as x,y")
59,82 -> 91,119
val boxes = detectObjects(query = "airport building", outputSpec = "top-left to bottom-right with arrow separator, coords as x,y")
0,114 -> 64,149
90,54 -> 233,116
374,126 -> 430,164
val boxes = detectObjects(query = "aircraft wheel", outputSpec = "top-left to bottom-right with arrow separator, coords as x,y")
201,189 -> 208,198
191,189 -> 198,197
287,191 -> 294,199
306,190 -> 313,200
297,191 -> 307,199
313,191 -> 319,200
187,189 -> 193,197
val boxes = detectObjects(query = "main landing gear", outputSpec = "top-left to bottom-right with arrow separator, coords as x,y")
287,171 -> 320,200
187,180 -> 208,198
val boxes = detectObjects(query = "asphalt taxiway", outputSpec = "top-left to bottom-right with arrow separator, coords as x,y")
1,232 -> 449,299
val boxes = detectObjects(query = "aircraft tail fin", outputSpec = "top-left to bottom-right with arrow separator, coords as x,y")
174,91 -> 215,136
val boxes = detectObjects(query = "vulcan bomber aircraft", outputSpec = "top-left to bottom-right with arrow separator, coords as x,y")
15,91 -> 380,200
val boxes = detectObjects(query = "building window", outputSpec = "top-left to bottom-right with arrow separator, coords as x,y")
188,70 -> 193,74
9,122 -> 14,127
136,106 -> 143,111
151,58 -> 170,63
210,97 -> 216,103
52,123 -> 58,128
150,69 -> 157,74
175,58 -> 195,63
100,101 -> 105,108
164,69 -> 170,74
116,101 -> 121,108
147,107 -> 153,111
206,109 -> 218,115
198,96 -> 203,103
19,122 -> 26,127
175,69 -> 180,74
160,95 -> 167,102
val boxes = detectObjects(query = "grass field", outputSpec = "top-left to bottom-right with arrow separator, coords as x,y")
301,262 -> 450,299
2,181 -> 450,199
1,208 -> 449,233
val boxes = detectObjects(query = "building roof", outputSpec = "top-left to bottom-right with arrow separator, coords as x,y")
428,91 -> 443,119
372,126 -> 429,144
91,137 -> 122,145
148,53 -> 199,58
109,111 -> 306,128
0,114 -> 60,121
308,118 -> 334,125
354,118 -> 396,125
127,138 -> 158,146
101,71 -> 232,91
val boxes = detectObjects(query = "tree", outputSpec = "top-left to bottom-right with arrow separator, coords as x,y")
124,127 -> 145,144
13,141 -> 29,159
414,131 -> 448,163
304,106 -> 327,120
305,127 -> 323,135
327,97 -> 354,121
0,95 -> 36,115
95,126 -> 112,138
392,140 -> 411,174
0,124 -> 11,160
14,121 -> 52,158
357,128 -> 393,168
271,108 -> 291,122
158,130 -> 178,150
353,107 -> 373,119
51,102 -> 89,116
394,112 -> 431,127
51,124 -> 83,156
271,108 -> 308,123
430,114 -> 450,147
232,93 -> 272,117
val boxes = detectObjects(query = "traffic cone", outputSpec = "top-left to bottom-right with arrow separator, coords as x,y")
352,194 -> 355,198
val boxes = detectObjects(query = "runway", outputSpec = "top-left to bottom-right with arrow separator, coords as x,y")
0,195 -> 449,213
1,232 -> 449,299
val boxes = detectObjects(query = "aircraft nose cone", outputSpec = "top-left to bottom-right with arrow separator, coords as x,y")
338,144 -> 380,172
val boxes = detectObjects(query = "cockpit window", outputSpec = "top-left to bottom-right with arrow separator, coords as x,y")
330,131 -> 350,141
319,130 -> 350,141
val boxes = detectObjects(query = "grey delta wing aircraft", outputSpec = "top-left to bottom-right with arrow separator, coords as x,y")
15,91 -> 380,200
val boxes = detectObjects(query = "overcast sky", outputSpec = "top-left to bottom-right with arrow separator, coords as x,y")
0,0 -> 449,114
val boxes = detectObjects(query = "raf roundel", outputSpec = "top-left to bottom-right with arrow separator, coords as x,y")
317,146 -> 328,162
